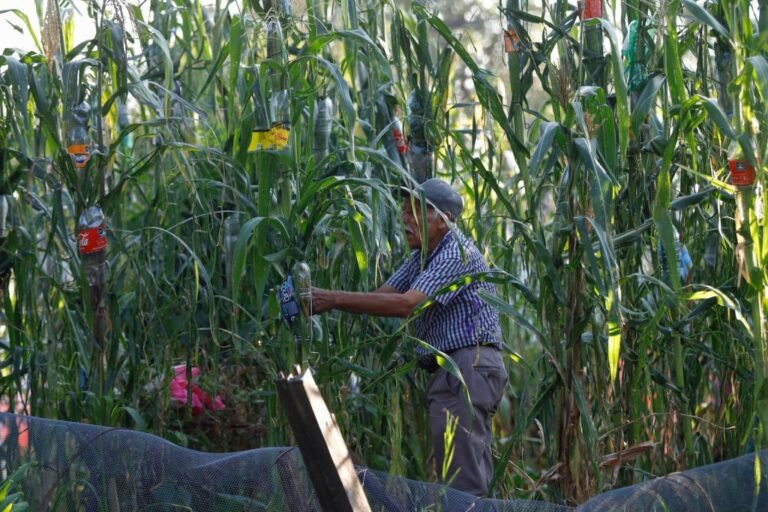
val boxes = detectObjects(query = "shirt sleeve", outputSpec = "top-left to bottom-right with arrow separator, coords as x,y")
410,257 -> 471,305
385,253 -> 418,292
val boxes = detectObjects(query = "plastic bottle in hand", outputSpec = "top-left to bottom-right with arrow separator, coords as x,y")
292,262 -> 312,317
77,206 -> 108,286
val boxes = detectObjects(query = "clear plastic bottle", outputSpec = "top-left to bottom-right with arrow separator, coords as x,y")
117,100 -> 133,151
265,16 -> 290,151
67,101 -> 91,169
407,90 -> 425,143
313,96 -> 333,160
248,65 -> 272,152
270,89 -> 290,151
0,195 -> 10,239
223,210 -> 240,285
77,206 -> 107,286
408,143 -> 433,183
275,0 -> 292,19
292,261 -> 312,318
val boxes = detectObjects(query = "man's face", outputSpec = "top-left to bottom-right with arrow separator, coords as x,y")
401,198 -> 446,250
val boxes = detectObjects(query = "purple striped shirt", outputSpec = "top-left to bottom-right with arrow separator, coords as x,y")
385,230 -> 502,354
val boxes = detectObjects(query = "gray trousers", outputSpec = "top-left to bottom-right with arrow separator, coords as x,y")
427,345 -> 508,497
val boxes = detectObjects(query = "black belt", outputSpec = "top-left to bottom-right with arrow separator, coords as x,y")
417,344 -> 500,373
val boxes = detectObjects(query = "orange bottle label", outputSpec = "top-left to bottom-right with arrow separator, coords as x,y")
68,144 -> 90,169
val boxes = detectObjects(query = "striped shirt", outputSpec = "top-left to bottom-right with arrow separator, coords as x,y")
385,229 -> 502,354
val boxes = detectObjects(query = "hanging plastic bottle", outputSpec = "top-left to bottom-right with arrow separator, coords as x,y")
408,143 -> 433,183
223,210 -> 240,286
275,0 -> 292,19
117,100 -> 133,151
292,261 -> 312,318
77,206 -> 107,286
391,116 -> 407,155
0,195 -> 10,239
270,89 -> 290,151
314,96 -> 333,160
407,90 -> 426,144
407,90 -> 432,182
67,101 -> 91,169
248,65 -> 272,152
727,139 -> 756,187
265,15 -> 290,152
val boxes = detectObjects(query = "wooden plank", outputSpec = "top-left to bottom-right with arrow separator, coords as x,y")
275,365 -> 372,512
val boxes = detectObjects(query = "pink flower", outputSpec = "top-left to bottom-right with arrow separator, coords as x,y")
169,364 -> 225,415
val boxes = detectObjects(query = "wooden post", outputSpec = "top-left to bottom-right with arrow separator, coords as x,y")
275,365 -> 372,512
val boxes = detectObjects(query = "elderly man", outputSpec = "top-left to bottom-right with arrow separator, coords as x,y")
311,178 -> 508,497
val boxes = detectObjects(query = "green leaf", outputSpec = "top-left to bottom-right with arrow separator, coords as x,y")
682,0 -> 730,38
529,122 -> 561,178
231,217 -> 290,306
664,23 -> 687,106
575,217 -> 606,296
654,177 -> 680,290
572,373 -> 599,464
574,138 -> 616,230
631,74 -> 665,137
670,187 -> 714,210
294,56 -> 356,144
478,290 -> 546,340
347,209 -> 369,288
307,29 -> 392,80
103,19 -> 128,100
138,21 -> 174,114
228,15 -> 243,133
682,287 -> 753,338
594,103 -> 617,173
698,96 -> 735,138
749,56 -> 768,102
122,406 -> 146,431
599,19 -> 629,164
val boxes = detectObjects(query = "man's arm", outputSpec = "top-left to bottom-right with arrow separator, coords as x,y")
311,287 -> 427,318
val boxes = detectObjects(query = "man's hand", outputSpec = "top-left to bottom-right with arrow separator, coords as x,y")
311,287 -> 337,314
310,287 -> 428,318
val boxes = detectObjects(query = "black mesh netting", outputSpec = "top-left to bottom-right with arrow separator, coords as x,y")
1,412 -> 767,511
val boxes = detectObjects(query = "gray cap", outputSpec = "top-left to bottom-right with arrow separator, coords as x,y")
401,178 -> 463,220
